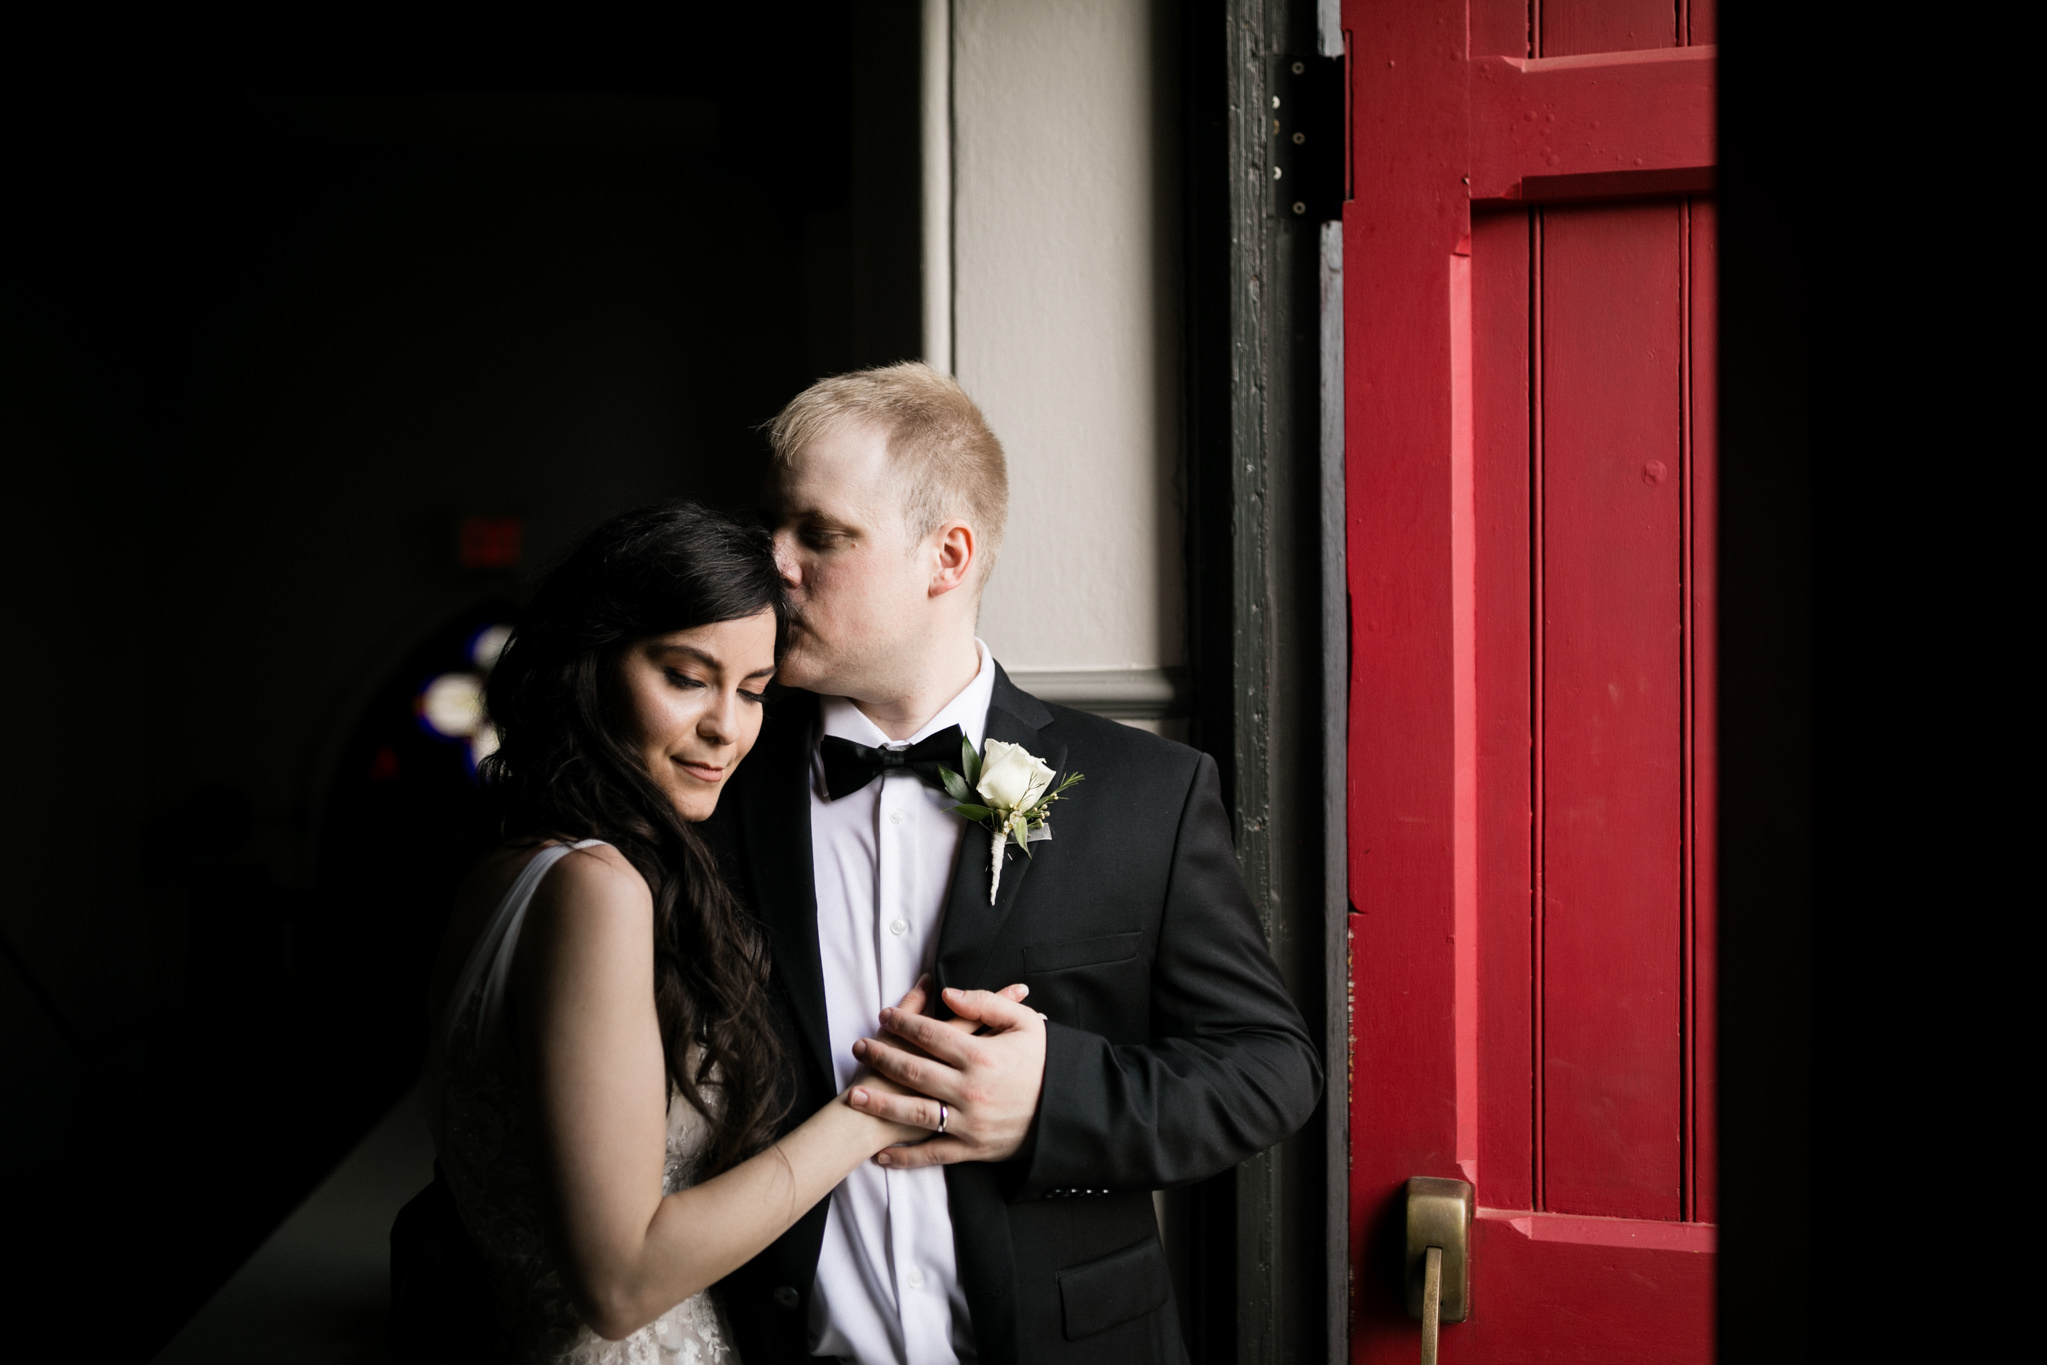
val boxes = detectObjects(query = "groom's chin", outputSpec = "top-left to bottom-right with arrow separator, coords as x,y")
774,648 -> 834,696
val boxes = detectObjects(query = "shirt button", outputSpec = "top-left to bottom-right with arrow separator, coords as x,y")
889,810 -> 905,826
889,918 -> 909,937
906,1269 -> 926,1290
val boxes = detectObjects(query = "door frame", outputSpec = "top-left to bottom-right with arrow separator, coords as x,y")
1182,1 -> 1351,1361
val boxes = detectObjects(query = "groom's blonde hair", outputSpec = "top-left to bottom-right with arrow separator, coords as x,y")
767,362 -> 1009,586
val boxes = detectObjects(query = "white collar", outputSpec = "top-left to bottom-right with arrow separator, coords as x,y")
817,638 -> 997,755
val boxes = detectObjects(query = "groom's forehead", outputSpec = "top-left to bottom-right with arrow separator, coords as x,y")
771,426 -> 903,514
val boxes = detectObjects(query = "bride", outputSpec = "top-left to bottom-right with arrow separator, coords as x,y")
423,502 -> 995,1361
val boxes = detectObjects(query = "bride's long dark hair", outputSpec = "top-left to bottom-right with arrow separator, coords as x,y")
479,501 -> 790,1174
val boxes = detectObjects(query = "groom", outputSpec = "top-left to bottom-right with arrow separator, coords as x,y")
715,363 -> 1320,1365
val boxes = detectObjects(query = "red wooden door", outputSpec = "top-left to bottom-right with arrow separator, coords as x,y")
1343,2 -> 1717,1360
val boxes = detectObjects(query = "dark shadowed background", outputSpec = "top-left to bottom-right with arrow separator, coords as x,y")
2,10 -> 926,1353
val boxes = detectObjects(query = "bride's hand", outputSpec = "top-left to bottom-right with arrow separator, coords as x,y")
840,1068 -> 931,1146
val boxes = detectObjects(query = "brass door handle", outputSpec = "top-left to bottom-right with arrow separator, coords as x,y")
1404,1177 -> 1473,1365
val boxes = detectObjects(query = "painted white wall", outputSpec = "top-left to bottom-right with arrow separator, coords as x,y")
947,0 -> 1184,679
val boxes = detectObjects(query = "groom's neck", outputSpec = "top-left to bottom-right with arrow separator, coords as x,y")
851,633 -> 984,741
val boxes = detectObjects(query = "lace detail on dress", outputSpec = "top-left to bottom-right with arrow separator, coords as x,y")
428,841 -> 740,1364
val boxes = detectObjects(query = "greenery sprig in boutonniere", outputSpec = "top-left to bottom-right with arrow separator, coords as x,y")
939,737 -> 1084,903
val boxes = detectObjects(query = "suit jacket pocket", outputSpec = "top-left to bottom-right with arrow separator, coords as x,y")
1056,1233 -> 1172,1340
1024,931 -> 1142,974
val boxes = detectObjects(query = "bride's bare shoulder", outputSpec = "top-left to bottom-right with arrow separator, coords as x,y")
541,841 -> 648,906
435,843 -> 651,1005
453,840 -> 642,909
516,845 -> 655,993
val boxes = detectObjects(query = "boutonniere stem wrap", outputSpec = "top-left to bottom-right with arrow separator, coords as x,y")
939,738 -> 1084,903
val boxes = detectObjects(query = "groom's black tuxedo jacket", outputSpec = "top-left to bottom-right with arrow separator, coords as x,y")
710,668 -> 1321,1365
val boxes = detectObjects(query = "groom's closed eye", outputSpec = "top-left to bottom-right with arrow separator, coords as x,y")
801,522 -> 856,549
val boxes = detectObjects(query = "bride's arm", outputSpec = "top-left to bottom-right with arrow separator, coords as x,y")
511,845 -> 918,1341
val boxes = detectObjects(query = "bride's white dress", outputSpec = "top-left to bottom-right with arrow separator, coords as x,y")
427,839 -> 739,1363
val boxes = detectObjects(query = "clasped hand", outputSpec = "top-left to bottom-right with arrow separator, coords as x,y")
844,975 -> 1046,1168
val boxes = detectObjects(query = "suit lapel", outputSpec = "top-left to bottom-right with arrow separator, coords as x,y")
935,669 -> 1052,1365
934,667 -> 1063,995
738,690 -> 836,1095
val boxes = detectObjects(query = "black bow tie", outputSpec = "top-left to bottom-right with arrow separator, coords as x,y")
819,725 -> 967,802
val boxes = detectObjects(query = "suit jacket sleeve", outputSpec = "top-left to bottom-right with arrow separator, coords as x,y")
1015,752 -> 1322,1197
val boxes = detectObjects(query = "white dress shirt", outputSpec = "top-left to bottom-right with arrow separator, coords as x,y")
807,641 -> 996,1364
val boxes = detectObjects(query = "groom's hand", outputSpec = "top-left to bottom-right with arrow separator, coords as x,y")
846,985 -> 1047,1167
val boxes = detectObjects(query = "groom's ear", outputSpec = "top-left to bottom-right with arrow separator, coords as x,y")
928,520 -> 978,598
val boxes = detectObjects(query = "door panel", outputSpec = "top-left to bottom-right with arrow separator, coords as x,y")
1542,0 -> 1677,57
1538,200 -> 1686,1223
1345,1 -> 1716,1358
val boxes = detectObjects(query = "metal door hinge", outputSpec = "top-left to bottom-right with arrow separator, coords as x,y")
1271,53 -> 1345,221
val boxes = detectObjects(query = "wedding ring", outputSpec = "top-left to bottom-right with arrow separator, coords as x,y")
936,1103 -> 948,1135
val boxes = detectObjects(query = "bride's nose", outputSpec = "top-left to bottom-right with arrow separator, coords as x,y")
699,689 -> 738,744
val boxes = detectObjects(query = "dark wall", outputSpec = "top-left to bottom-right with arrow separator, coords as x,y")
1,9 -> 923,1350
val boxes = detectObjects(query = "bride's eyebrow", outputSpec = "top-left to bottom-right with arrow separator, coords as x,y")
650,643 -> 719,669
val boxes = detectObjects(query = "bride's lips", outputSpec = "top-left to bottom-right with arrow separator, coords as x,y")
673,758 -> 727,783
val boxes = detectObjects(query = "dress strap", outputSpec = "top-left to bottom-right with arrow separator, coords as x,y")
438,840 -> 610,1054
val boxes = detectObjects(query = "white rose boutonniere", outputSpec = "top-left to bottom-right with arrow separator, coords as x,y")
939,737 -> 1084,903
